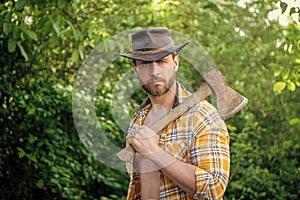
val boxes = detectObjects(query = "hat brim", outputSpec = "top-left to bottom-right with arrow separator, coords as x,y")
118,41 -> 189,62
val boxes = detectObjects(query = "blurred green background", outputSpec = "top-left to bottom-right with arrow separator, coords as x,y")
1,0 -> 299,199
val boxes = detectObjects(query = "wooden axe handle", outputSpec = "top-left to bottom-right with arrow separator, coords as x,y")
116,82 -> 211,162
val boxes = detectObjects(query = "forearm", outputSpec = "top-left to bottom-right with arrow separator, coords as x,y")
135,155 -> 160,200
146,148 -> 229,198
146,150 -> 197,195
140,171 -> 160,200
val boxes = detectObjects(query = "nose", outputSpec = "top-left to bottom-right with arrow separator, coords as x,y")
149,62 -> 160,76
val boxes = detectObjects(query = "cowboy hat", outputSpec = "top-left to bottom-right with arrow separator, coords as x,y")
118,28 -> 189,62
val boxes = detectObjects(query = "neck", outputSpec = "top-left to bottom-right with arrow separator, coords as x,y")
148,82 -> 177,113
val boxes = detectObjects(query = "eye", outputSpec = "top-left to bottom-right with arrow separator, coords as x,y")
137,61 -> 150,67
157,59 -> 167,64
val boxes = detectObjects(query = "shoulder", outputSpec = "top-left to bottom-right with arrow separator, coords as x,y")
185,100 -> 219,120
185,100 -> 227,136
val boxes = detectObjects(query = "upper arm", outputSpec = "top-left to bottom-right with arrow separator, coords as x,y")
189,102 -> 230,199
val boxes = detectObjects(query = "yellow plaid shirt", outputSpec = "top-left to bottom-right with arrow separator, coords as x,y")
126,82 -> 230,200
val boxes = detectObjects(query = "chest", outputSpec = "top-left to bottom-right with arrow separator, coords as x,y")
158,116 -> 195,161
143,108 -> 169,127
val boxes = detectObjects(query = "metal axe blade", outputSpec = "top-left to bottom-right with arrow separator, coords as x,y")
202,68 -> 248,119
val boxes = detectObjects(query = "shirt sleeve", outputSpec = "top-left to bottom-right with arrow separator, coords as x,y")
190,101 -> 230,199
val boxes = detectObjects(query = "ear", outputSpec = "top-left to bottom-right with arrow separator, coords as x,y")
132,63 -> 138,75
173,55 -> 179,71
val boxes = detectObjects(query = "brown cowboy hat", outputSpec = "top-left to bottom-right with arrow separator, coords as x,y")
118,28 -> 189,62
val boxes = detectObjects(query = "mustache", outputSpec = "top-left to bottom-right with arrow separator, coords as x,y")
147,76 -> 166,84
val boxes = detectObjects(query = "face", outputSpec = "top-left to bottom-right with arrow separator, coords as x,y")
133,54 -> 179,96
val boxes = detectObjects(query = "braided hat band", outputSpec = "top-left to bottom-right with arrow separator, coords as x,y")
132,43 -> 174,55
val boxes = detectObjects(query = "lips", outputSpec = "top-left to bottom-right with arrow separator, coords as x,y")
147,77 -> 165,84
151,80 -> 163,84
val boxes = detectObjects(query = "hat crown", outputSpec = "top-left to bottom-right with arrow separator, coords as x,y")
118,27 -> 189,62
132,28 -> 174,51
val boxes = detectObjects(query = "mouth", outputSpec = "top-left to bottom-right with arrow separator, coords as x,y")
151,80 -> 163,84
148,78 -> 165,84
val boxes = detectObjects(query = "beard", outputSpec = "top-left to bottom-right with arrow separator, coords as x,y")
140,73 -> 175,96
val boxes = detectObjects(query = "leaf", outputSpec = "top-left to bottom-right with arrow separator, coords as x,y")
289,118 -> 300,125
294,59 -> 300,64
79,47 -> 84,60
36,179 -> 44,189
15,0 -> 27,11
73,28 -> 82,41
290,7 -> 297,15
26,30 -> 38,41
28,134 -> 35,144
72,49 -> 79,62
17,42 -> 28,61
57,0 -> 66,8
273,70 -> 282,77
273,81 -> 286,92
3,23 -> 12,35
287,81 -> 296,91
53,23 -> 60,35
282,70 -> 289,80
58,27 -> 71,36
17,147 -> 26,158
43,21 -> 53,36
8,37 -> 16,53
280,2 -> 288,14
268,63 -> 278,67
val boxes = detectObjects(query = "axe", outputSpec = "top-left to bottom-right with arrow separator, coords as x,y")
117,68 -> 248,162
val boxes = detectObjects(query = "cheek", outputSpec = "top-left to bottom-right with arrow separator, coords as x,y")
136,71 -> 149,83
161,66 -> 176,76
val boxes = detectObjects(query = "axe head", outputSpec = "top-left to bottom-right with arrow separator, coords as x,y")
218,85 -> 248,119
204,69 -> 248,120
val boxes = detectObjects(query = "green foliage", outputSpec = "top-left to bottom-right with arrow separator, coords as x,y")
1,0 -> 299,199
271,1 -> 300,92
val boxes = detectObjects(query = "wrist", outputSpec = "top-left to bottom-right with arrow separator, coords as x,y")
144,149 -> 176,170
134,155 -> 160,173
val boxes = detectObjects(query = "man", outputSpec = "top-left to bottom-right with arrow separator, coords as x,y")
119,28 -> 230,200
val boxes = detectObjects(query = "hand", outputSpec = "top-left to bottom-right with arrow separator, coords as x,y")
127,126 -> 160,154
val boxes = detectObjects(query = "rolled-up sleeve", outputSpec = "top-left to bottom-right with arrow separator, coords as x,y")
190,102 -> 230,199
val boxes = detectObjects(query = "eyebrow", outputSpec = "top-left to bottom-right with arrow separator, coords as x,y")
137,57 -> 168,65
156,58 -> 168,62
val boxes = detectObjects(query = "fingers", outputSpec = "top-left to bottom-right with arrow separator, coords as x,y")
127,126 -> 156,142
126,135 -> 135,146
126,125 -> 160,154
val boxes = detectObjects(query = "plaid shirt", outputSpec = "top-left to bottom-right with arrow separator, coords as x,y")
126,82 -> 230,200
